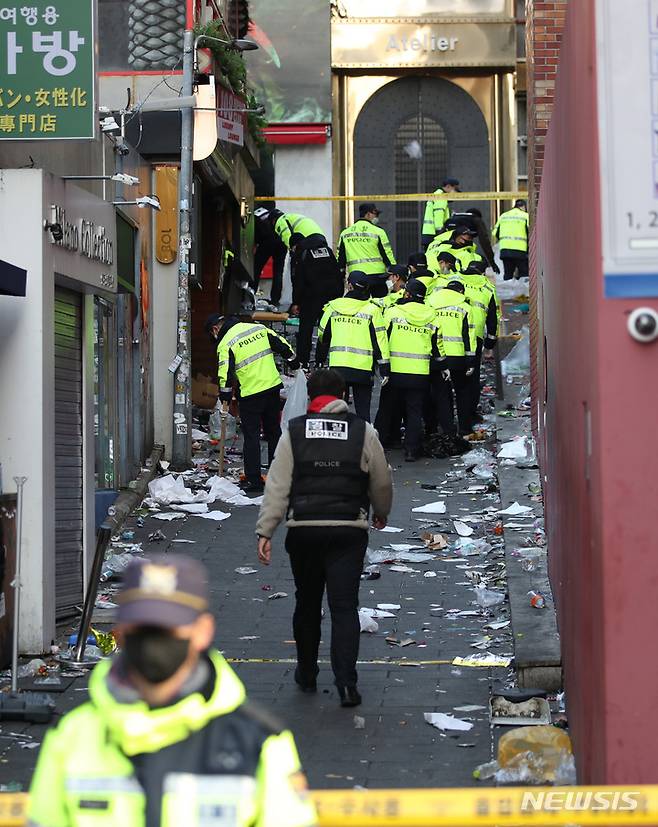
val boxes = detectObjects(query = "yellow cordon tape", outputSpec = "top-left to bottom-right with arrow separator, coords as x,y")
4,788 -> 658,826
311,787 -> 658,827
254,191 -> 525,203
226,658 -> 453,666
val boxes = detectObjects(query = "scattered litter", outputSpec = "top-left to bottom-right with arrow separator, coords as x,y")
148,530 -> 167,542
151,512 -> 186,521
389,543 -> 423,552
191,428 -> 210,441
377,526 -> 404,533
206,476 -> 263,507
421,531 -> 447,550
239,636 -> 260,641
366,549 -> 435,564
171,539 -> 196,544
267,592 -> 288,600
452,654 -> 512,668
485,620 -> 510,630
453,520 -> 474,537
498,502 -> 533,516
454,705 -> 486,713
172,503 -> 209,514
360,607 -> 397,619
474,585 -> 506,608
477,725 -> 575,784
358,609 -> 379,633
423,571 -> 437,578
16,659 -> 47,678
529,590 -> 546,609
377,603 -> 401,611
389,565 -> 419,573
412,501 -> 446,514
490,696 -> 551,726
193,510 -> 231,521
353,715 -> 365,730
497,438 -> 530,460
424,712 -> 474,732
235,567 -> 258,575
386,637 -> 416,647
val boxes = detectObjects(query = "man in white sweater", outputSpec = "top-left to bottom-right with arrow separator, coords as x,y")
255,369 -> 393,707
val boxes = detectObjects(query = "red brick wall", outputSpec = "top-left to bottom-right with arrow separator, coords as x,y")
526,0 -> 568,218
526,0 -> 567,439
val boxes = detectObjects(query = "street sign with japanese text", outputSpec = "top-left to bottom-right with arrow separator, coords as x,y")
0,1 -> 95,140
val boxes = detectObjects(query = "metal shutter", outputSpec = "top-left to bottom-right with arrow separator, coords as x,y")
54,289 -> 84,618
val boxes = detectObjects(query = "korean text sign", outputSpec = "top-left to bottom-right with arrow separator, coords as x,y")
0,1 -> 95,139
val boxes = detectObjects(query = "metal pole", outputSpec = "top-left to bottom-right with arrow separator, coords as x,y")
171,28 -> 195,469
72,523 -> 112,664
10,477 -> 27,694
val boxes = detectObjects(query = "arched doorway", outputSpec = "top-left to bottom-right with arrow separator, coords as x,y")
353,76 -> 490,264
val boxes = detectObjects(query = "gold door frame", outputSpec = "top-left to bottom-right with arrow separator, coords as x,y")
332,70 -> 517,239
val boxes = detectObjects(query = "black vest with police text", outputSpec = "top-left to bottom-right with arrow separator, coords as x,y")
288,412 -> 369,521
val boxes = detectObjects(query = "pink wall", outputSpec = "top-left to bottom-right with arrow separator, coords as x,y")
535,0 -> 658,782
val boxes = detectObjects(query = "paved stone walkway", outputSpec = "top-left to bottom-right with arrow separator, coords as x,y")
1,348 -> 546,792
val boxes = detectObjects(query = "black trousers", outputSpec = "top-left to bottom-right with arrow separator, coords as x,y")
348,382 -> 372,422
374,383 -> 403,445
381,384 -> 425,455
502,255 -> 529,280
238,388 -> 281,483
431,368 -> 473,435
296,298 -> 329,366
254,244 -> 286,305
286,526 -> 367,687
468,340 -> 484,418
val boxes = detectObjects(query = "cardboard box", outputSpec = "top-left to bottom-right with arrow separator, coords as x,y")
192,374 -> 218,410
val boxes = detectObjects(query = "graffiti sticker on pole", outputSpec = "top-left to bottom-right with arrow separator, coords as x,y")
0,1 -> 95,140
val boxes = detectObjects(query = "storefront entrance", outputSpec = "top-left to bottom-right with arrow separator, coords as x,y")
54,288 -> 84,617
353,76 -> 490,263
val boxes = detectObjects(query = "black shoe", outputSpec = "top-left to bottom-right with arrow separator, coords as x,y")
239,479 -> 264,493
337,685 -> 362,707
294,668 -> 317,694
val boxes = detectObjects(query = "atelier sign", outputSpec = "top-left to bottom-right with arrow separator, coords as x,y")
332,20 -> 515,68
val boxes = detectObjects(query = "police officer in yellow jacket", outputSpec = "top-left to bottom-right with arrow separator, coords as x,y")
492,199 -> 529,280
207,313 -> 297,493
376,264 -> 408,310
421,177 -> 460,248
268,210 -> 342,366
316,271 -> 390,421
378,278 -> 443,461
337,203 -> 396,298
458,258 -> 499,423
28,555 -> 317,827
426,225 -> 479,274
427,280 -> 477,445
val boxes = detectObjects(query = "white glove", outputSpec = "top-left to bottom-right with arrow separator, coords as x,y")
441,369 -> 451,381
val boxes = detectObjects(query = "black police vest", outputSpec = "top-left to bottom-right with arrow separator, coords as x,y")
288,412 -> 369,521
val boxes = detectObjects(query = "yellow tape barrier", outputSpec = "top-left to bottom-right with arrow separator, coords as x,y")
254,191 -> 525,203
3,787 -> 658,827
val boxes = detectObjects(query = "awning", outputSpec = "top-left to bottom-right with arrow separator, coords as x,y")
0,259 -> 27,297
263,124 -> 330,145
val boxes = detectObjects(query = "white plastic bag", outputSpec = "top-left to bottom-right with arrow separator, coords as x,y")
281,369 -> 308,429
501,325 -> 530,376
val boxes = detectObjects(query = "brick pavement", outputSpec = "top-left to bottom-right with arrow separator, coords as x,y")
0,369 -> 541,792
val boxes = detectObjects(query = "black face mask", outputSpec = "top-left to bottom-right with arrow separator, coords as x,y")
123,626 -> 191,684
